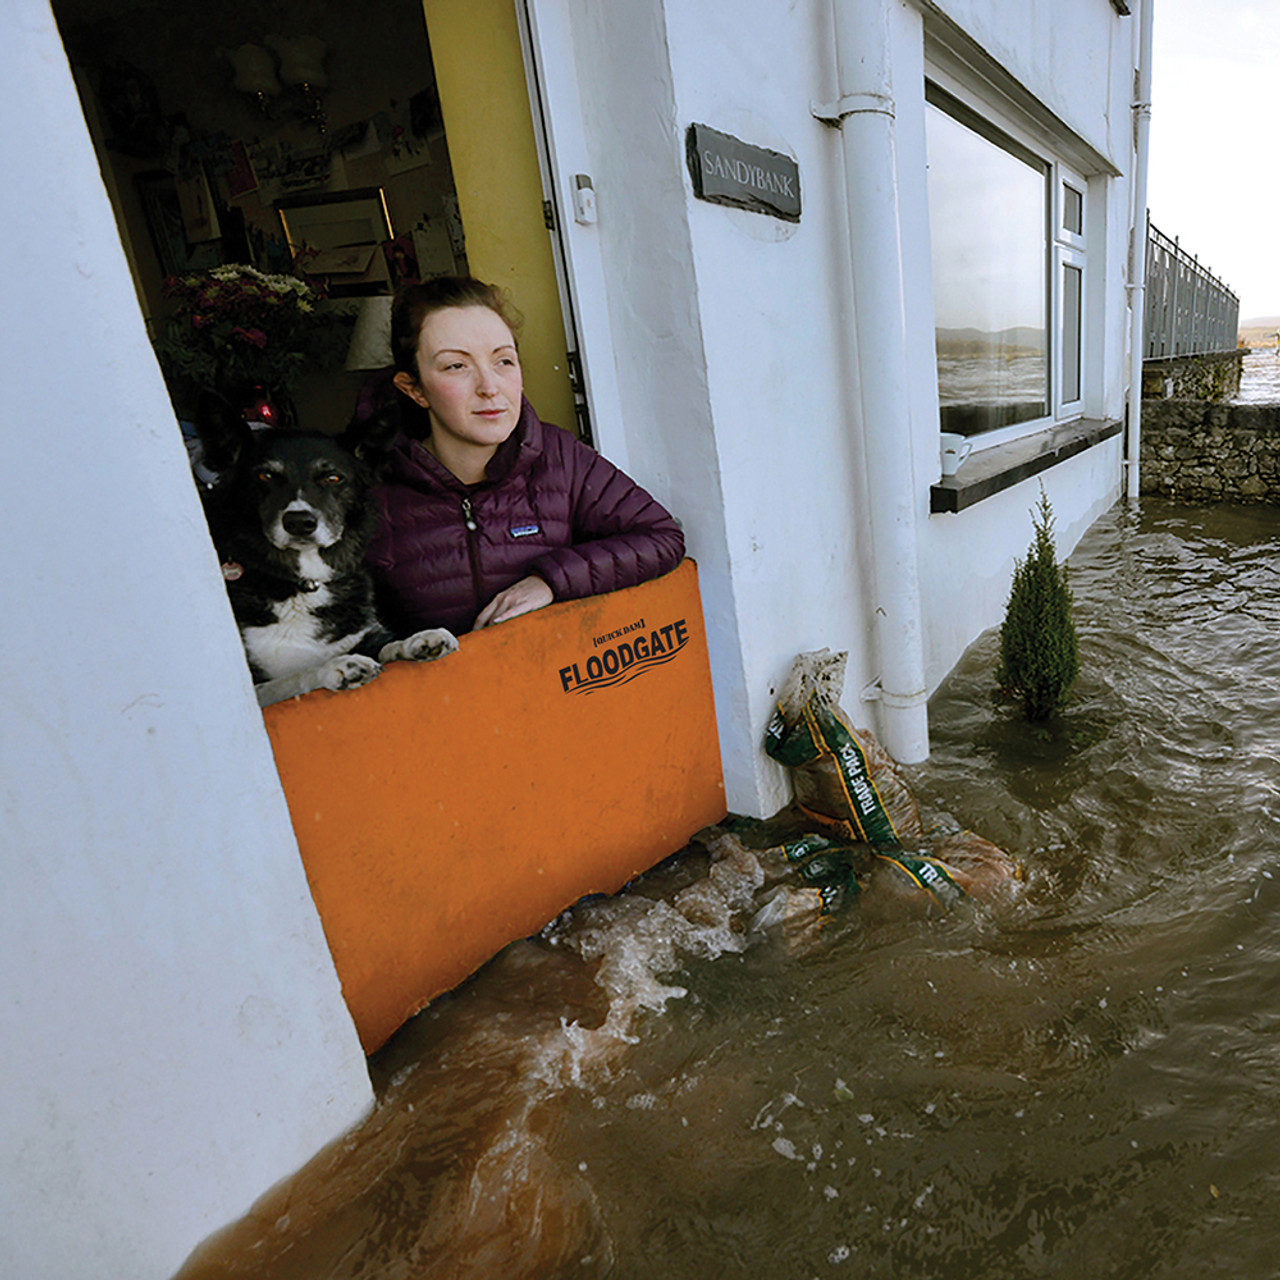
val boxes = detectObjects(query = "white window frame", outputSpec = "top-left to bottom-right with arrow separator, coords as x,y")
1057,165 -> 1088,253
1055,243 -> 1087,418
925,69 -> 1096,450
1053,162 -> 1088,422
516,0 -> 633,473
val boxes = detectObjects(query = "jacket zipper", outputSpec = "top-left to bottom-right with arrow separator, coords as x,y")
461,495 -> 483,613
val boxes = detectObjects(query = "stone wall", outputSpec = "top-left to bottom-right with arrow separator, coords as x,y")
1141,401 -> 1280,503
1141,350 -> 1245,401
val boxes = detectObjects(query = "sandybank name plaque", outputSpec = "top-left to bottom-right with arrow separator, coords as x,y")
686,123 -> 801,223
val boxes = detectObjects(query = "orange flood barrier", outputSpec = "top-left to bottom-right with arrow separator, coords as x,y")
263,559 -> 726,1052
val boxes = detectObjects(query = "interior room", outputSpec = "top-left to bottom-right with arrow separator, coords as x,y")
52,0 -> 472,431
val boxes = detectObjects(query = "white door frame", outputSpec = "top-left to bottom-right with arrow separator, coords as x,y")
514,0 -> 633,473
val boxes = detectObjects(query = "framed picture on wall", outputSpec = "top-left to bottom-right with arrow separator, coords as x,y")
176,166 -> 221,244
135,170 -> 222,276
276,188 -> 393,259
276,188 -> 394,296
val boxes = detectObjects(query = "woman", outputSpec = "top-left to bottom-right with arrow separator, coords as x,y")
367,277 -> 685,635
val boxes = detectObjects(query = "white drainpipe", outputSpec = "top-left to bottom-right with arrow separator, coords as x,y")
1126,0 -> 1155,499
818,0 -> 929,763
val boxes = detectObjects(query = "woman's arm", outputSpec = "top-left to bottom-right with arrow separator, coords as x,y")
472,575 -> 554,628
528,434 -> 685,602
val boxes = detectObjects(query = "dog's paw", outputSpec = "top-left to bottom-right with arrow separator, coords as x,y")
379,628 -> 460,664
320,654 -> 382,691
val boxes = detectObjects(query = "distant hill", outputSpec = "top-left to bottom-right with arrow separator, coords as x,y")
936,326 -> 1045,356
1239,317 -> 1280,347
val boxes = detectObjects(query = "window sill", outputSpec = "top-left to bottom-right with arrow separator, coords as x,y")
929,417 -> 1122,514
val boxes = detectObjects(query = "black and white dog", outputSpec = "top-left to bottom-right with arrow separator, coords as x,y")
196,395 -> 456,707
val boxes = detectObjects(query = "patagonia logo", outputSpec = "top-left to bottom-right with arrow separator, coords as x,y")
509,523 -> 541,538
559,617 -> 689,694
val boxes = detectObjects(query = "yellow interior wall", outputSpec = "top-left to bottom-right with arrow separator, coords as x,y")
421,0 -> 578,435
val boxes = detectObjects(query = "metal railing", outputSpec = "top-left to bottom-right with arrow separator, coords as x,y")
1143,217 -> 1239,359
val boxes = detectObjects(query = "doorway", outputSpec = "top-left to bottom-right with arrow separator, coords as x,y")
52,0 -> 582,437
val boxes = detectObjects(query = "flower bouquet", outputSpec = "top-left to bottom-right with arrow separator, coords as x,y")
151,264 -> 353,422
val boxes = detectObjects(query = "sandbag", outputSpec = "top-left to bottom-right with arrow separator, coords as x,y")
927,830 -> 1021,898
763,651 -> 1021,915
764,650 -> 922,844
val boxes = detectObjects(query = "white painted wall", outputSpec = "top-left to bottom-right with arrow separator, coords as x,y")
664,0 -> 883,808
911,0 -> 1132,689
0,9 -> 372,1279
930,0 -> 1128,160
553,0 -> 1136,812
919,441 -> 1124,690
560,0 -> 881,813
552,0 -> 761,810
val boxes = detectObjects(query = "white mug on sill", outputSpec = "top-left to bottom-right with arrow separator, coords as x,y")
939,432 -> 972,477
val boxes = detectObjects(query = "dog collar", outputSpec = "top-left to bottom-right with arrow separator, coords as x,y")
221,560 -> 319,592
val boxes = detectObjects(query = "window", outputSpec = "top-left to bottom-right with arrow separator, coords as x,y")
926,84 -> 1049,438
1054,165 -> 1087,415
1063,184 -> 1084,237
1061,262 -> 1083,404
926,84 -> 1091,439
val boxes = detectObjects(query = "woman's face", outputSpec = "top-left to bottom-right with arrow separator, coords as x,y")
401,305 -> 523,455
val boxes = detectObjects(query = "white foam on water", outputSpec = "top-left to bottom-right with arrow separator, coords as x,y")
542,844 -> 774,1079
403,841 -> 787,1269
1234,348 -> 1280,403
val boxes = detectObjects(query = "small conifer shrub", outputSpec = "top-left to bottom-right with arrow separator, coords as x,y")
997,486 -> 1079,721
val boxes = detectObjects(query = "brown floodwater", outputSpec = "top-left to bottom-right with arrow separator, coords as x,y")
178,498 -> 1280,1279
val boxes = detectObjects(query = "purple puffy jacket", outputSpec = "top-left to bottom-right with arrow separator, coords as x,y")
367,400 -> 685,635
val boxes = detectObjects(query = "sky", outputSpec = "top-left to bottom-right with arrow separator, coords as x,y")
1147,0 -> 1280,321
